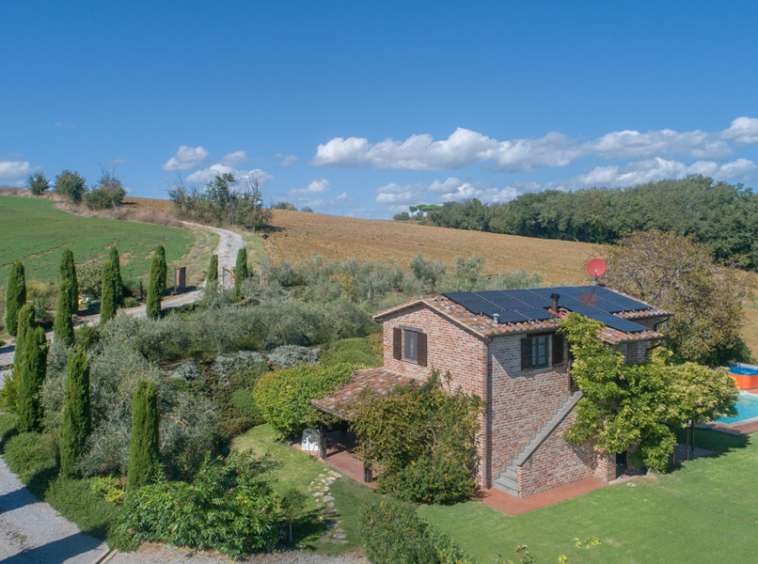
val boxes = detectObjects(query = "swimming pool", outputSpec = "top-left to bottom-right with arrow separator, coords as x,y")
717,392 -> 758,425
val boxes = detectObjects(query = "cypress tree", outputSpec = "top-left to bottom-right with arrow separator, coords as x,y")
16,325 -> 48,432
4,261 -> 26,337
146,244 -> 167,320
234,248 -> 248,299
4,305 -> 35,412
54,249 -> 78,345
100,261 -> 116,324
59,348 -> 91,477
127,379 -> 160,490
108,246 -> 124,306
207,254 -> 219,286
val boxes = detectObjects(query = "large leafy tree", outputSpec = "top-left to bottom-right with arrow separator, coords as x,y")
59,348 -> 92,477
603,230 -> 750,365
127,379 -> 160,489
4,261 -> 26,336
85,171 -> 127,210
54,249 -> 78,345
146,244 -> 167,320
55,169 -> 87,203
561,313 -> 738,471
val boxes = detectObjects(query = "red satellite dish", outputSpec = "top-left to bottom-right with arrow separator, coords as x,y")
586,258 -> 607,278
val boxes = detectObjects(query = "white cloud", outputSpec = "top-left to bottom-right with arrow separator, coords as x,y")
161,146 -> 209,171
220,151 -> 248,166
722,117 -> 758,146
314,128 -> 579,171
0,160 -> 32,180
573,157 -> 756,188
376,177 -> 519,207
585,129 -> 731,160
332,191 -> 349,202
375,182 -> 426,204
275,153 -> 299,166
314,118 -> 758,172
290,178 -> 330,196
185,164 -> 273,186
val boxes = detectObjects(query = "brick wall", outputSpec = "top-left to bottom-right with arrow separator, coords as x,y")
518,411 -> 615,497
489,333 -> 570,480
380,305 -> 489,483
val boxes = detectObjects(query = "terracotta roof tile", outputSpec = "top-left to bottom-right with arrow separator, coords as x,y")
312,367 -> 419,421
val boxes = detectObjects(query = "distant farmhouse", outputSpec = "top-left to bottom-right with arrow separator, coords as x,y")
314,285 -> 670,498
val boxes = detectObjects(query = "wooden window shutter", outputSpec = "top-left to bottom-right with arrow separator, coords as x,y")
417,332 -> 428,367
393,327 -> 402,360
552,333 -> 564,365
521,337 -> 532,370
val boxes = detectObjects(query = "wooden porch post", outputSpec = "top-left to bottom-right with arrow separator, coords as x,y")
318,424 -> 327,459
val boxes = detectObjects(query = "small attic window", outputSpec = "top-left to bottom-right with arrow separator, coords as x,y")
392,326 -> 428,366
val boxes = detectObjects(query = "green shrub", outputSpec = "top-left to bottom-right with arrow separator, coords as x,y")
267,345 -> 320,369
46,477 -> 137,551
75,324 -> 101,349
321,336 -> 382,367
360,501 -> 473,564
0,371 -> 18,412
123,452 -> 278,558
123,296 -> 140,308
392,456 -> 474,505
90,475 -> 125,504
253,363 -> 357,436
352,372 -> 482,502
0,413 -> 18,443
3,431 -> 58,484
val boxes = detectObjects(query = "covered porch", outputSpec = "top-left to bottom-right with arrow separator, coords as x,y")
308,367 -> 418,486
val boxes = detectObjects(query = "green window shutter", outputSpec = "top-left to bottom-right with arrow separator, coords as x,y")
393,327 -> 402,360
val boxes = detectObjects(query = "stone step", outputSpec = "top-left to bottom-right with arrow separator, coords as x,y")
501,466 -> 517,481
493,475 -> 519,497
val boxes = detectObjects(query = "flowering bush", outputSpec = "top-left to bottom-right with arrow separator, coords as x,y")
123,452 -> 278,558
267,345 -> 319,369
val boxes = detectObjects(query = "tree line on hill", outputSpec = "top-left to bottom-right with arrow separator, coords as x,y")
27,169 -> 127,210
398,176 -> 758,270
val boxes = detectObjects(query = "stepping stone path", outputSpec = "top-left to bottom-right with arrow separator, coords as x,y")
308,471 -> 349,544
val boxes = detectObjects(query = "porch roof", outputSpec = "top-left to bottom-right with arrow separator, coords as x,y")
312,367 -> 418,421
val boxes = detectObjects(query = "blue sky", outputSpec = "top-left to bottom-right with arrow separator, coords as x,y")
2,1 -> 758,218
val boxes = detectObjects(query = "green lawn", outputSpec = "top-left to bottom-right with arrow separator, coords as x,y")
420,429 -> 755,564
0,196 -> 195,286
233,424 -> 386,555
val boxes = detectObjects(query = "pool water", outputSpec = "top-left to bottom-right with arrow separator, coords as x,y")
717,392 -> 758,424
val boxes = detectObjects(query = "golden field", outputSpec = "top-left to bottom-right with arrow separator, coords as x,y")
265,210 -> 601,285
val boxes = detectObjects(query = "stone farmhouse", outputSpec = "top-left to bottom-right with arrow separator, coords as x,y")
314,285 -> 669,498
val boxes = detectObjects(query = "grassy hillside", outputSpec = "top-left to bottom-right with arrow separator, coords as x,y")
0,195 -> 196,287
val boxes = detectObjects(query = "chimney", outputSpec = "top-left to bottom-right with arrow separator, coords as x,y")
492,313 -> 500,324
551,293 -> 560,313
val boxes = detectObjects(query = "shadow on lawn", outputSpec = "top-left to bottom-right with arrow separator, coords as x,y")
669,426 -> 750,472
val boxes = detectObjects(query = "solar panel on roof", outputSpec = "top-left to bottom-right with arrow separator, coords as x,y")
491,310 -> 529,323
584,312 -> 649,333
515,308 -> 554,321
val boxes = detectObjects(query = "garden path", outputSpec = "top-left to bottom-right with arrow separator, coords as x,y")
0,437 -> 110,563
